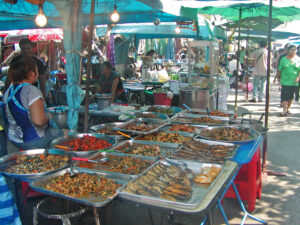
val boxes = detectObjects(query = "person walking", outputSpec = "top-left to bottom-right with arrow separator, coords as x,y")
250,40 -> 269,102
274,45 -> 300,116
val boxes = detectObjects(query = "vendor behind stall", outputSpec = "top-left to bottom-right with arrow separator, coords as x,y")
3,56 -> 63,150
97,61 -> 127,104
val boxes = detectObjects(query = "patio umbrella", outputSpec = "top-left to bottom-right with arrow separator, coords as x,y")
220,16 -> 283,31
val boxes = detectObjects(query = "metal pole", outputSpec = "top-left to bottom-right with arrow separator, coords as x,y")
245,20 -> 250,101
234,8 -> 242,116
83,0 -> 96,132
262,0 -> 273,173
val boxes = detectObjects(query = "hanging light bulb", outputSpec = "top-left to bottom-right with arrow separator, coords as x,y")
111,4 -> 120,23
35,3 -> 47,27
175,26 -> 181,34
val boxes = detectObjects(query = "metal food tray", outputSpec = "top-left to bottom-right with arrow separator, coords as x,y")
169,139 -> 239,163
119,159 -> 237,211
197,125 -> 261,144
170,114 -> 229,126
134,112 -> 169,121
51,133 -> 117,156
145,105 -> 182,116
159,124 -> 204,137
113,118 -> 168,135
112,140 -> 179,158
182,109 -> 234,120
30,168 -> 129,207
0,149 -> 68,182
74,151 -> 157,180
89,122 -> 126,140
135,131 -> 195,145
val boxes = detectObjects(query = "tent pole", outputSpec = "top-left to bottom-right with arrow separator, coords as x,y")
234,7 -> 242,116
83,0 -> 96,132
245,20 -> 250,101
263,0 -> 285,176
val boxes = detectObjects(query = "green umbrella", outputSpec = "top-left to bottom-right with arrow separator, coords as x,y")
220,16 -> 283,31
180,3 -> 300,22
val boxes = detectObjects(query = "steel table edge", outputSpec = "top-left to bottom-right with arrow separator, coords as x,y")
232,135 -> 263,165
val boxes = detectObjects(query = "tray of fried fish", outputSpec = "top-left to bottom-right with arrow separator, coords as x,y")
119,159 -> 224,210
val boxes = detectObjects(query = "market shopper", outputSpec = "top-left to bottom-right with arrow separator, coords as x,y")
97,61 -> 127,104
3,56 -> 62,150
274,45 -> 300,116
3,38 -> 47,98
250,40 -> 269,102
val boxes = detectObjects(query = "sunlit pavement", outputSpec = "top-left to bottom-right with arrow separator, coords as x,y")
213,81 -> 300,225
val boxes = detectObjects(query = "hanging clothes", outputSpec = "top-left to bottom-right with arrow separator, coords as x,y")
165,38 -> 175,60
107,34 -> 116,68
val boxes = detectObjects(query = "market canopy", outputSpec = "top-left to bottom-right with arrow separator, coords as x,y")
0,0 -> 189,31
180,3 -> 300,22
96,23 -> 219,40
238,29 -> 300,40
219,16 -> 283,31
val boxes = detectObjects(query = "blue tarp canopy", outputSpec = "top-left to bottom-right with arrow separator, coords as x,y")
0,0 -> 188,31
239,29 -> 300,39
96,23 -> 226,40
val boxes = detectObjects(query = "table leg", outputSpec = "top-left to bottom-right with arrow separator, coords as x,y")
232,183 -> 267,225
93,207 -> 101,225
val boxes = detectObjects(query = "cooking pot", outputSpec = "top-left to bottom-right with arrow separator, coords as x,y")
47,106 -> 68,129
95,94 -> 111,110
230,113 -> 268,137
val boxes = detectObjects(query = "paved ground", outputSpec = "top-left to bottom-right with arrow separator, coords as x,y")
8,80 -> 300,225
213,81 -> 300,225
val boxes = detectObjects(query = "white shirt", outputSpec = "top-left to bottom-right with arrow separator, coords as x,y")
251,48 -> 270,76
228,59 -> 240,74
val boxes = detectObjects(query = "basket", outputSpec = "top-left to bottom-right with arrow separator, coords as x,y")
154,93 -> 172,106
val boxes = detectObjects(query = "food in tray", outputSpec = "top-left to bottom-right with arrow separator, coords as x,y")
5,154 -> 68,174
124,163 -> 193,201
190,110 -> 231,117
95,127 -> 119,136
45,173 -> 121,198
78,155 -> 153,175
115,143 -> 161,156
173,117 -> 224,124
60,135 -> 112,151
171,140 -> 236,163
192,117 -> 224,124
168,124 -> 197,133
201,127 -> 251,141
123,123 -> 159,132
147,107 -> 174,115
137,132 -> 191,144
193,166 -> 222,184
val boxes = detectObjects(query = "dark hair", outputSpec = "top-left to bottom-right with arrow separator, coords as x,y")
9,56 -> 37,83
288,45 -> 296,51
259,40 -> 267,48
103,61 -> 113,70
19,38 -> 32,48
146,49 -> 155,56
284,43 -> 290,49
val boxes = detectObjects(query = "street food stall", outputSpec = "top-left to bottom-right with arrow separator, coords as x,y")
179,40 -> 219,110
0,107 -> 266,225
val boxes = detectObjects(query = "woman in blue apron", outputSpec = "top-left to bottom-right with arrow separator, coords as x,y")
3,56 -> 63,150
97,61 -> 127,104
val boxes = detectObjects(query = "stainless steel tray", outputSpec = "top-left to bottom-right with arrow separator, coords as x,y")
119,159 -> 234,211
112,140 -> 179,158
183,109 -> 234,120
74,151 -> 157,180
144,105 -> 182,116
169,139 -> 238,164
113,118 -> 168,135
119,112 -> 170,121
197,125 -> 261,144
171,114 -> 229,126
51,133 -> 117,156
159,124 -> 204,137
89,122 -> 126,140
135,131 -> 194,145
0,149 -> 68,182
30,168 -> 129,207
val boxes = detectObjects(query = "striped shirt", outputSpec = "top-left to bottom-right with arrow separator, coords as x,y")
0,174 -> 22,225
